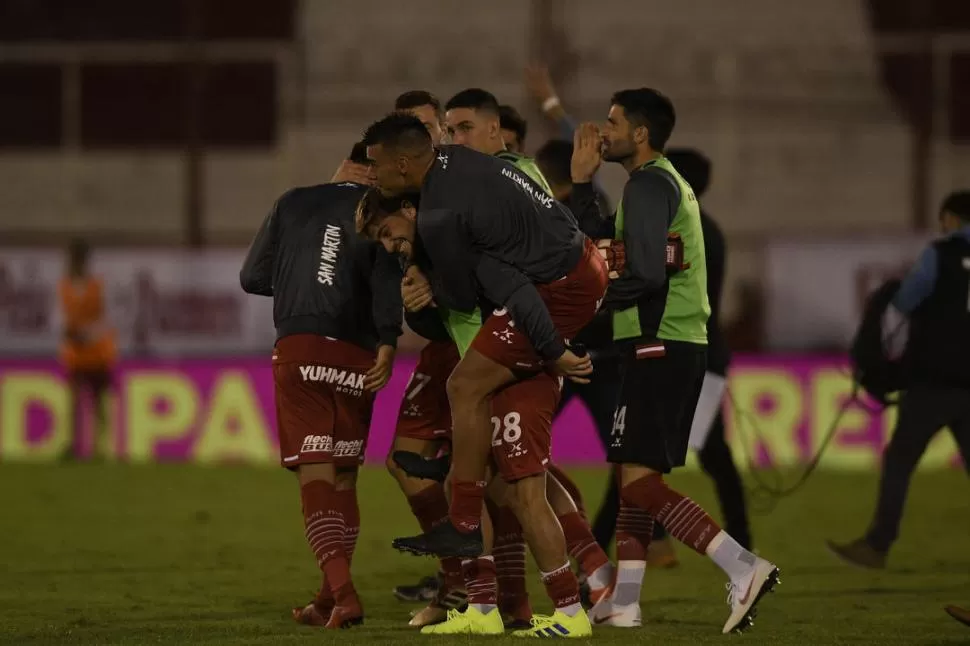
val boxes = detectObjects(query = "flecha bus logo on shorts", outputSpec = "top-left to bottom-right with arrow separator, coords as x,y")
333,440 -> 363,458
301,434 -> 333,453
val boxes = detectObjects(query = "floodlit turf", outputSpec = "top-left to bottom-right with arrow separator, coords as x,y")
0,464 -> 967,645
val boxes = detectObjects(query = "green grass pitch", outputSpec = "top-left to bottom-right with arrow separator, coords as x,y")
0,464 -> 967,644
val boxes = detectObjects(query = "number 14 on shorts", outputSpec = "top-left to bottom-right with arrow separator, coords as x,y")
610,406 -> 627,448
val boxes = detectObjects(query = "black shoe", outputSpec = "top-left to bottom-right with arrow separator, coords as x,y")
392,451 -> 450,482
393,521 -> 484,558
393,574 -> 440,602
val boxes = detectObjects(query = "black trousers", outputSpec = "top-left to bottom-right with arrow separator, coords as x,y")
865,382 -> 970,551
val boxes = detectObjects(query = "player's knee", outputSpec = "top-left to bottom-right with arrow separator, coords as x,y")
445,369 -> 483,408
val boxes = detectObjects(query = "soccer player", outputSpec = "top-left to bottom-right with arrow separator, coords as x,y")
240,142 -> 403,629
358,113 -> 608,637
586,89 -> 779,634
59,239 -> 116,459
498,104 -> 527,153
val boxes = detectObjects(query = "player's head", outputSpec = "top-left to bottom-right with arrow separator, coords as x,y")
498,104 -> 528,153
603,88 -> 676,163
394,90 -> 445,145
362,113 -> 434,196
355,188 -> 420,260
445,88 -> 503,154
67,238 -> 90,275
665,148 -> 711,198
939,190 -> 970,233
535,139 -> 574,202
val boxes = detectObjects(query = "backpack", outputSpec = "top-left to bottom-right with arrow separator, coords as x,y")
849,278 -> 908,406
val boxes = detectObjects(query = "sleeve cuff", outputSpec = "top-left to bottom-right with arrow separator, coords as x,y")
541,337 -> 567,362
378,327 -> 401,348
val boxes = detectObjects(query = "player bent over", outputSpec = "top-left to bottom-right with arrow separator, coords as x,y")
356,138 -> 607,636
240,143 -> 402,629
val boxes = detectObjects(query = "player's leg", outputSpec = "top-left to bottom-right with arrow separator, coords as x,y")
491,373 -> 592,638
389,342 -> 467,613
392,333 -> 519,557
698,408 -> 752,550
599,342 -> 778,634
276,336 -> 373,629
828,385 -> 956,567
484,487 -> 533,628
65,371 -> 84,459
89,370 -> 111,459
545,467 -> 614,605
421,480 -> 504,635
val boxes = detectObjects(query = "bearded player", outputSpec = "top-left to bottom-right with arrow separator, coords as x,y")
585,89 -> 779,634
392,89 -> 616,632
240,142 -> 403,629
358,113 -> 608,637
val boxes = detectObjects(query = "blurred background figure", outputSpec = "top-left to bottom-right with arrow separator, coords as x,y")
58,239 -> 115,460
828,191 -> 970,569
498,104 -> 528,153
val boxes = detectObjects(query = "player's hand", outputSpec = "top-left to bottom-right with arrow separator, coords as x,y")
525,63 -> 558,109
571,122 -> 603,183
555,348 -> 593,384
330,160 -> 374,186
596,239 -> 626,279
402,266 -> 435,312
364,344 -> 395,392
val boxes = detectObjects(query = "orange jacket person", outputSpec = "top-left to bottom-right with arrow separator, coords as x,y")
59,239 -> 115,459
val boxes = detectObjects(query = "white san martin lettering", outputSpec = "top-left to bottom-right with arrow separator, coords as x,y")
500,167 -> 553,209
317,223 -> 341,285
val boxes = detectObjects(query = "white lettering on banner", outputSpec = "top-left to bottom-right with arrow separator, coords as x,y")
299,365 -> 366,394
0,249 -> 276,356
317,224 -> 341,286
500,168 -> 553,209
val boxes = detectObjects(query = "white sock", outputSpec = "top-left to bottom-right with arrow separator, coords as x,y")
471,603 -> 496,614
611,560 -> 645,607
706,530 -> 757,582
558,602 -> 583,617
587,562 -> 614,590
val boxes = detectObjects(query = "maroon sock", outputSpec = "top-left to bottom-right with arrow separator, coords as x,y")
540,562 -> 581,613
406,485 -> 463,589
449,479 -> 486,533
336,488 -> 359,564
462,556 -> 498,608
621,474 -> 720,554
491,505 -> 531,620
300,480 -> 358,608
559,511 -> 610,579
616,499 -> 653,561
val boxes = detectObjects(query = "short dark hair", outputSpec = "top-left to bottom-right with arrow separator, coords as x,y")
666,148 -> 711,197
361,112 -> 432,153
498,104 -> 527,146
941,190 -> 970,222
355,188 -> 416,237
611,88 -> 676,151
394,90 -> 442,117
445,88 -> 500,115
348,141 -> 369,165
535,139 -> 573,187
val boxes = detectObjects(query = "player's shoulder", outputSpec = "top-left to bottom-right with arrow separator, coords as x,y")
626,165 -> 679,200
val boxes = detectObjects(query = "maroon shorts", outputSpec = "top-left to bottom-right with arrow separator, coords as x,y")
273,335 -> 376,469
395,340 -> 461,442
471,239 -> 608,371
490,371 -> 563,482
